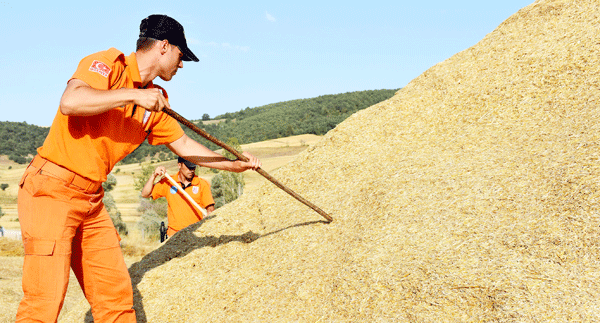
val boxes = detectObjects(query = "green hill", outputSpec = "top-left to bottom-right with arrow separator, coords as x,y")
0,121 -> 49,164
0,89 -> 398,165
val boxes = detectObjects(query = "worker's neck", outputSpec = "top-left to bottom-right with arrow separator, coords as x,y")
178,173 -> 193,186
135,51 -> 160,87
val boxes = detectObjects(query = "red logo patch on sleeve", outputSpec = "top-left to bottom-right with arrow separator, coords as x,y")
89,60 -> 111,77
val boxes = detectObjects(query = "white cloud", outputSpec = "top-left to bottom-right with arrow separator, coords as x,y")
221,43 -> 250,52
266,12 -> 276,22
205,41 -> 250,53
187,37 -> 200,45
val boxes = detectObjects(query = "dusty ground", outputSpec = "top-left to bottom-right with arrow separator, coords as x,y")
0,252 -> 145,322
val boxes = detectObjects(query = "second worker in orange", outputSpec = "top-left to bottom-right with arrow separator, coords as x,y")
141,157 -> 216,238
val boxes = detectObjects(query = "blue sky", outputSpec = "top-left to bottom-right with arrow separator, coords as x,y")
0,1 -> 533,127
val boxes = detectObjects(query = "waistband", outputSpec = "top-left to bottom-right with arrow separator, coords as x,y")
29,155 -> 102,193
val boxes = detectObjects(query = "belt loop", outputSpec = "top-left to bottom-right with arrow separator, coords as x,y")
85,181 -> 94,192
64,172 -> 76,187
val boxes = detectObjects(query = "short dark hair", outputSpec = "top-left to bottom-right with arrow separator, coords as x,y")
136,37 -> 159,52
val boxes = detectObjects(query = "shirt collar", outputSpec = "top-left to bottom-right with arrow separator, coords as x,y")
175,171 -> 199,188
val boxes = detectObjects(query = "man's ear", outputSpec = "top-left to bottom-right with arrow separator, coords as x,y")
159,39 -> 170,55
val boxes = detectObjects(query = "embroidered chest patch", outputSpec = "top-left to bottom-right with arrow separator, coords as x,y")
192,186 -> 199,194
170,186 -> 178,194
89,60 -> 111,77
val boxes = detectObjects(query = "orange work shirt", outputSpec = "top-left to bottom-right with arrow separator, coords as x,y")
37,48 -> 184,182
151,172 -> 215,234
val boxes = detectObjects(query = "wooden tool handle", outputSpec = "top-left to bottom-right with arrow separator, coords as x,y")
162,107 -> 333,222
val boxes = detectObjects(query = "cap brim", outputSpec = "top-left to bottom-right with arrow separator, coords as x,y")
183,161 -> 197,169
179,45 -> 199,62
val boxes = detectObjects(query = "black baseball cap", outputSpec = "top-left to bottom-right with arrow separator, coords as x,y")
139,14 -> 199,62
178,157 -> 197,169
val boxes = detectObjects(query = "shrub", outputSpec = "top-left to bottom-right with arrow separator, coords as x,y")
211,171 -> 244,209
138,197 -> 168,219
134,164 -> 157,191
102,173 -> 117,192
111,211 -> 129,237
137,209 -> 162,241
210,138 -> 245,209
103,192 -> 128,236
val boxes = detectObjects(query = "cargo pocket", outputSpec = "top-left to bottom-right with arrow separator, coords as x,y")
20,170 -> 51,198
22,238 -> 59,300
24,238 -> 55,256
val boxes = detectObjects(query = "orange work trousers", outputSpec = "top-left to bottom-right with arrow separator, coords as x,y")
16,156 -> 135,322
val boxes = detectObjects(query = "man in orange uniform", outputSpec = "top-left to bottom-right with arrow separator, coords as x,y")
16,14 -> 260,322
141,157 -> 215,238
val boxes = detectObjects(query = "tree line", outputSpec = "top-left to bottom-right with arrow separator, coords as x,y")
0,121 -> 49,164
0,89 -> 398,165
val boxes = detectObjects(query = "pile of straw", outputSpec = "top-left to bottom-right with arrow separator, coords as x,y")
63,0 -> 600,321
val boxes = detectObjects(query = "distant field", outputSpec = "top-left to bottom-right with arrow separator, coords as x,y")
200,118 -> 226,125
0,134 -> 322,231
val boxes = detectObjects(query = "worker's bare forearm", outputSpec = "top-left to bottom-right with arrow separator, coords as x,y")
166,134 -> 247,172
60,79 -> 137,116
141,167 -> 166,198
59,79 -> 169,116
140,175 -> 156,198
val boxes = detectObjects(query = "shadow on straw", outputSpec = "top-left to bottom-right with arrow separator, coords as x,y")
83,215 -> 326,322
